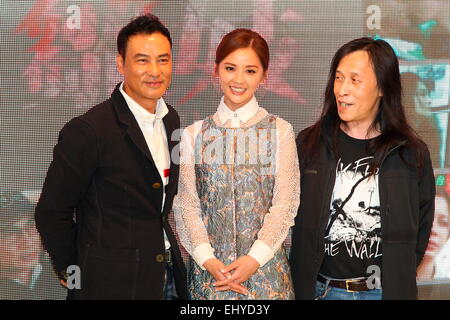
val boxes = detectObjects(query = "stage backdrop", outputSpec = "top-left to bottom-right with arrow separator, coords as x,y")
0,0 -> 449,299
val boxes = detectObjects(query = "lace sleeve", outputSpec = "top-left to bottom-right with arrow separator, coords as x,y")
173,121 -> 215,267
250,117 -> 300,265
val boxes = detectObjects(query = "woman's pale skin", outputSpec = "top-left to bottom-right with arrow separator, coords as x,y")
203,46 -> 267,294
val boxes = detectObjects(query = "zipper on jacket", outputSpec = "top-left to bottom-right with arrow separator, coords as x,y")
378,142 -> 405,215
377,141 -> 404,291
379,141 -> 406,167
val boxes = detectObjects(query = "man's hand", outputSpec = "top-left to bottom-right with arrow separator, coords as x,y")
203,258 -> 248,294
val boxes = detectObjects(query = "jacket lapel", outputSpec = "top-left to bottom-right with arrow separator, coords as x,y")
111,84 -> 159,171
162,109 -> 177,159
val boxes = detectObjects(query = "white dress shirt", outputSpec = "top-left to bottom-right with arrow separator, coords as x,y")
217,95 -> 260,128
119,82 -> 171,250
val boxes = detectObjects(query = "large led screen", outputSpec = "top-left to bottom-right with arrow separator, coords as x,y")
0,0 -> 448,299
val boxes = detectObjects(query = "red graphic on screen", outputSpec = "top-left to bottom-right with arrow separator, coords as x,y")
14,1 -> 164,98
15,1 -> 102,96
15,1 -> 306,107
15,0 -> 62,93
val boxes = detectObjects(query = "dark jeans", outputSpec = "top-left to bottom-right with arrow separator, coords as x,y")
163,250 -> 179,300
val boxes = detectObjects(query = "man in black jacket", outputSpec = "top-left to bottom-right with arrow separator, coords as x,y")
290,37 -> 435,300
35,13 -> 188,300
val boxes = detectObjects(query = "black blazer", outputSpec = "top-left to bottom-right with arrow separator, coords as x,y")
35,84 -> 188,299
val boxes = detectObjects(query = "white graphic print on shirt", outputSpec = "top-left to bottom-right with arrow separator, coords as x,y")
325,156 -> 382,260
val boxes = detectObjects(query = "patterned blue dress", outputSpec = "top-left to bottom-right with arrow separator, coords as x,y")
188,115 -> 294,300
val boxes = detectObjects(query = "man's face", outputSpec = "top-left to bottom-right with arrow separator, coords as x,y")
116,32 -> 172,113
426,196 -> 450,257
0,218 -> 41,278
334,50 -> 383,128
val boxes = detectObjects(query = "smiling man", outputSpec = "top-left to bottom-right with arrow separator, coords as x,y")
35,14 -> 188,300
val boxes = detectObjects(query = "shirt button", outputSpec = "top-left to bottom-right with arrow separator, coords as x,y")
155,254 -> 164,263
152,182 -> 162,189
234,113 -> 238,117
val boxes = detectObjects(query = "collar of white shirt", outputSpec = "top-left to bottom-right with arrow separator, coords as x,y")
119,82 -> 168,126
217,96 -> 259,128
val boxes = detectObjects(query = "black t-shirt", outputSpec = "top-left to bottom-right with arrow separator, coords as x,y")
319,130 -> 382,279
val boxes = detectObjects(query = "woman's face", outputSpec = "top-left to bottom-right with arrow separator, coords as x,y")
216,47 -> 267,111
426,195 -> 450,257
414,80 -> 432,115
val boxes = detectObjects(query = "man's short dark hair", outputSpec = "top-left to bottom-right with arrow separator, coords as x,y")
117,13 -> 172,59
0,191 -> 37,233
